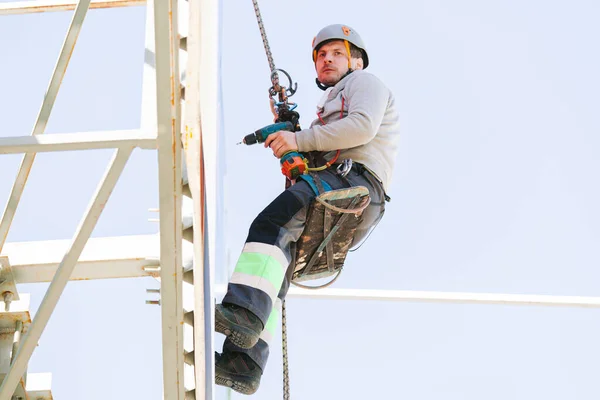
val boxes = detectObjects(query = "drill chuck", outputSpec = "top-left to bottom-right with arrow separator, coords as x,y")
241,132 -> 259,145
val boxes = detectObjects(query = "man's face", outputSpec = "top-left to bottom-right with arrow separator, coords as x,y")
315,40 -> 358,86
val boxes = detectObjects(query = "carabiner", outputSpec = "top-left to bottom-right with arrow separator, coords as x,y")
269,68 -> 297,99
336,159 -> 353,178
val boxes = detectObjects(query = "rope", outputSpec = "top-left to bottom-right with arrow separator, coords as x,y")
251,2 -> 289,398
291,269 -> 343,290
251,0 -> 277,74
282,299 -> 290,400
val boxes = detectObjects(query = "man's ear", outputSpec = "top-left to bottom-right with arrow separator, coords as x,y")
352,57 -> 364,70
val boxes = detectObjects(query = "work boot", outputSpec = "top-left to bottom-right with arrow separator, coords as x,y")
215,351 -> 262,395
215,303 -> 263,349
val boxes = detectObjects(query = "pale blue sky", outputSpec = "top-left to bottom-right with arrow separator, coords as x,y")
1,0 -> 600,399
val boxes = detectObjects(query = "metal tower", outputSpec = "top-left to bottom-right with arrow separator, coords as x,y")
0,0 -> 219,398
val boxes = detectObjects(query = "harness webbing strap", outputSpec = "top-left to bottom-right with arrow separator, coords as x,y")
324,207 -> 335,272
297,173 -> 332,196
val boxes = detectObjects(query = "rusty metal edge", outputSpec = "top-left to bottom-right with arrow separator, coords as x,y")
0,0 -> 145,16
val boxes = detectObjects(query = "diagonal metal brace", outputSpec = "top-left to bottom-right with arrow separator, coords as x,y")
0,148 -> 132,400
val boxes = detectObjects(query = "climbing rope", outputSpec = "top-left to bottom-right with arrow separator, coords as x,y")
281,300 -> 291,400
251,0 -> 298,117
250,3 -> 291,397
251,0 -> 276,74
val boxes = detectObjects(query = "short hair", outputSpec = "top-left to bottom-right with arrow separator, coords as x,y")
349,43 -> 363,61
317,39 -> 364,62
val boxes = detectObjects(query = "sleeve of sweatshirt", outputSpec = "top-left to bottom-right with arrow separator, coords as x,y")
296,73 -> 389,152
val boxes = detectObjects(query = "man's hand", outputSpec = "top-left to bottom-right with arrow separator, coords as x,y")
264,130 -> 298,158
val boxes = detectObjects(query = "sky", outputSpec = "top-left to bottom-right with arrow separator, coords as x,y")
1,0 -> 600,399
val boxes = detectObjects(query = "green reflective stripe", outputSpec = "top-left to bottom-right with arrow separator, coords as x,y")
264,307 -> 280,335
234,252 -> 285,290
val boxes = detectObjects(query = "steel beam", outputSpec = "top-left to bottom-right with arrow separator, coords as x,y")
0,0 -> 92,253
154,0 -> 185,398
0,0 -> 144,16
3,234 -> 160,283
0,130 -> 156,154
183,0 -> 213,397
0,148 -> 132,400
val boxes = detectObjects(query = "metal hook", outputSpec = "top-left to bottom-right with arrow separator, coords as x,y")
269,68 -> 297,99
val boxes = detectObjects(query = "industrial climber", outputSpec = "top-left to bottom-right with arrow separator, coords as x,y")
214,24 -> 401,395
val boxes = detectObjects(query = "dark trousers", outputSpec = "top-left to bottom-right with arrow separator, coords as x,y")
221,165 -> 386,370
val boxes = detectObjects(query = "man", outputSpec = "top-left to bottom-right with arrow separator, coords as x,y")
215,24 -> 400,395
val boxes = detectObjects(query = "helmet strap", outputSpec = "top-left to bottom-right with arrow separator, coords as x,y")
315,68 -> 354,91
344,40 -> 352,69
315,78 -> 330,91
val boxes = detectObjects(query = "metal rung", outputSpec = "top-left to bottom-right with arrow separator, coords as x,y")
184,311 -> 194,326
183,269 -> 193,285
184,350 -> 194,366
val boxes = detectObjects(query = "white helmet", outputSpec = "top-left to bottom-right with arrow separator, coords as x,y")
312,24 -> 369,69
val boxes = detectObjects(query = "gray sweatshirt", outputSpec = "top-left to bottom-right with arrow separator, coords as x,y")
295,70 -> 400,192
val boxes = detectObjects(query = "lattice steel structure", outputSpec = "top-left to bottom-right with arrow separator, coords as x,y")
0,0 -> 218,399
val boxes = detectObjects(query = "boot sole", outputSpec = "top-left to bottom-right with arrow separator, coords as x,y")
215,310 -> 260,349
215,374 -> 259,395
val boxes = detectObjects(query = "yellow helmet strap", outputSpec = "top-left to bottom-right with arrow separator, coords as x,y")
344,40 -> 352,68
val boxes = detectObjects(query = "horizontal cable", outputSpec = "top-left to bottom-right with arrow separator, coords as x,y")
214,284 -> 600,309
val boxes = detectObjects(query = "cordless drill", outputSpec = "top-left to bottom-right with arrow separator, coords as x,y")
240,121 -> 307,180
